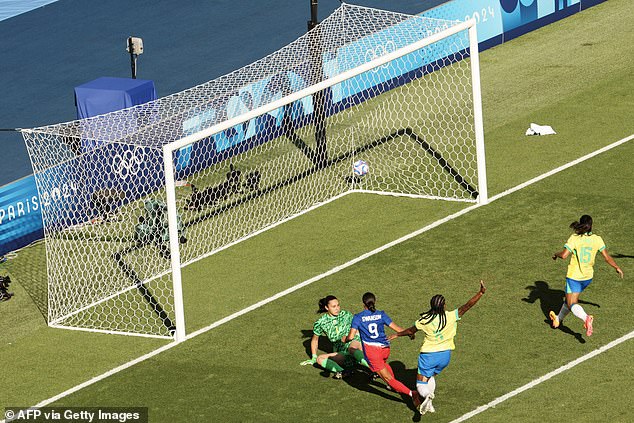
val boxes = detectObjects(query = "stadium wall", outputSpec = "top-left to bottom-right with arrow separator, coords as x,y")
0,0 -> 607,256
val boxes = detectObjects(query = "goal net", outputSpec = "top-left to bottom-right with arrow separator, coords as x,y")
22,4 -> 486,340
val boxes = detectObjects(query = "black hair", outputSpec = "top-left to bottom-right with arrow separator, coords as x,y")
418,294 -> 447,332
317,295 -> 337,313
362,292 -> 376,312
570,214 -> 593,235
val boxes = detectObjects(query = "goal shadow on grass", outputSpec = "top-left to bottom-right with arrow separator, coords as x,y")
523,280 -> 601,344
183,127 -> 479,230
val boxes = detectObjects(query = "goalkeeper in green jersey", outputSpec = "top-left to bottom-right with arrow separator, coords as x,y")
300,295 -> 370,378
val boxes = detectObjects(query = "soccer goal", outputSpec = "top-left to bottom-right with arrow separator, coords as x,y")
21,4 -> 486,341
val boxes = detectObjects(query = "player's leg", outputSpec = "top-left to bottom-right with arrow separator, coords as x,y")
365,345 -> 417,401
316,352 -> 346,374
417,351 -> 451,414
566,279 -> 594,335
347,340 -> 370,368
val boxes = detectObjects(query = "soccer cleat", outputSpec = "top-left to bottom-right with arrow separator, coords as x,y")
418,393 -> 434,415
334,369 -> 353,379
549,311 -> 560,329
584,315 -> 594,336
425,400 -> 435,413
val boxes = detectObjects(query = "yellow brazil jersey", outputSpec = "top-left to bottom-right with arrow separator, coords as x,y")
415,309 -> 460,353
564,233 -> 605,281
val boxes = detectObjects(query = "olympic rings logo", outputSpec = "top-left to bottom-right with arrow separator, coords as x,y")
112,147 -> 146,178
365,41 -> 397,72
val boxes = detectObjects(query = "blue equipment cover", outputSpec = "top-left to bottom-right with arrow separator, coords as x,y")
74,76 -> 157,119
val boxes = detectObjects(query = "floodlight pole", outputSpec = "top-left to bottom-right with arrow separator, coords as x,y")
307,0 -> 328,168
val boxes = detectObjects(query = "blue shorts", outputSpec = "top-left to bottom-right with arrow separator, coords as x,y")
565,278 -> 592,294
417,350 -> 452,379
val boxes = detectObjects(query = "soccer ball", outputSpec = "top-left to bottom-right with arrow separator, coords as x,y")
353,160 -> 369,176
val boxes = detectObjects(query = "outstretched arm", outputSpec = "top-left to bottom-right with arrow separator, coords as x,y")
458,280 -> 486,318
388,325 -> 418,340
388,321 -> 405,333
601,249 -> 624,278
553,248 -> 570,260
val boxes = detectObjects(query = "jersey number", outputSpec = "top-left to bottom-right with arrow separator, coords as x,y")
368,323 -> 379,339
579,247 -> 592,263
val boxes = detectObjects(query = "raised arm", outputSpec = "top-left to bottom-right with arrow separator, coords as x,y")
601,249 -> 624,278
458,280 -> 486,318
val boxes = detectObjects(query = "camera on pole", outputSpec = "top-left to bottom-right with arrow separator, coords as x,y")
126,36 -> 144,79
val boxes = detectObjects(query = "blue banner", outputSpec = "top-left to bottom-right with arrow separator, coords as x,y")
0,175 -> 43,255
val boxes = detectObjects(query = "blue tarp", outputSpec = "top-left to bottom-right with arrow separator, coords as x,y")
74,77 -> 157,119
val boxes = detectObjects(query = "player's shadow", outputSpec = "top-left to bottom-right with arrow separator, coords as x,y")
523,281 -> 600,344
343,360 -> 422,420
300,330 -> 420,417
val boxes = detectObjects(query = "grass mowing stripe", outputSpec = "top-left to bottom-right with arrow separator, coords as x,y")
4,131 -> 632,419
449,330 -> 634,423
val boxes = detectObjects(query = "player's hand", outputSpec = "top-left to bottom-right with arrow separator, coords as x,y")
552,253 -> 558,260
387,334 -> 397,341
479,280 -> 486,294
407,333 -> 416,340
300,355 -> 317,366
616,267 -> 624,279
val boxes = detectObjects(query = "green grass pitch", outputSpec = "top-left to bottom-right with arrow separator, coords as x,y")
1,0 -> 633,421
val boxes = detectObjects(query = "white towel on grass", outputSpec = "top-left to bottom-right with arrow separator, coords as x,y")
526,123 -> 556,136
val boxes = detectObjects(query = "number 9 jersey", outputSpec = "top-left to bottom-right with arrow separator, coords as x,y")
351,309 -> 393,346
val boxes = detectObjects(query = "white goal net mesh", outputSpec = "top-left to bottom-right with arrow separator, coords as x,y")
22,4 -> 482,338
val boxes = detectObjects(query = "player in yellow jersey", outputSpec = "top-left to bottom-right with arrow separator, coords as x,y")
550,215 -> 623,336
390,281 -> 486,415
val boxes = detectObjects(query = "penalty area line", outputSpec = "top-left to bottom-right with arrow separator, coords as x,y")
5,132 -> 633,420
449,330 -> 634,423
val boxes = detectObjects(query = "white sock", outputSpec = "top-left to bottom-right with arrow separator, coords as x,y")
557,303 -> 571,322
428,376 -> 436,396
417,382 -> 432,398
570,303 -> 587,321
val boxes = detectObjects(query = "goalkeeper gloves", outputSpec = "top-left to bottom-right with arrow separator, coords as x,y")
300,354 -> 318,366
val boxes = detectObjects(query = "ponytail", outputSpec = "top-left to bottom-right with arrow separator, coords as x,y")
570,214 -> 593,235
317,295 -> 337,313
362,292 -> 376,313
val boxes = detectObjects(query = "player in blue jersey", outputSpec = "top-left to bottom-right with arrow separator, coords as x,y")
344,292 -> 421,408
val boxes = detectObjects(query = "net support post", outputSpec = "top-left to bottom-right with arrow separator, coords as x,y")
468,20 -> 488,205
163,145 -> 187,342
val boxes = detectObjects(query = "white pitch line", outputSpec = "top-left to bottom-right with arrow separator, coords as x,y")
449,330 -> 634,423
4,132 -> 633,420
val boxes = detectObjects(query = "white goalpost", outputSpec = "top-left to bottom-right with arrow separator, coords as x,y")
21,4 -> 486,341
